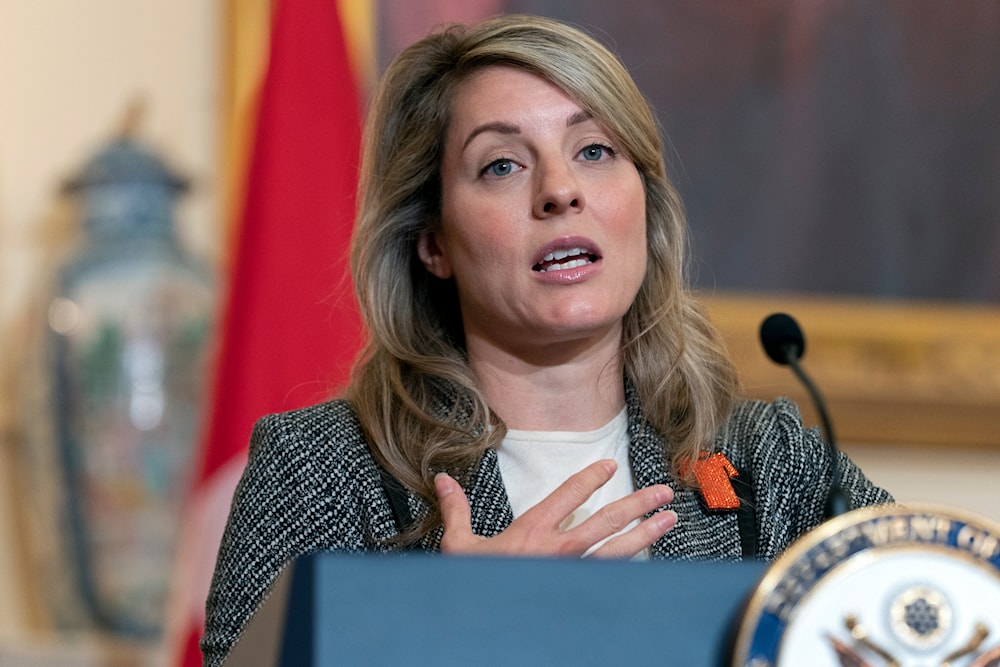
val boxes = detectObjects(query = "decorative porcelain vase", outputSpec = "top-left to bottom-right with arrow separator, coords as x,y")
40,133 -> 214,637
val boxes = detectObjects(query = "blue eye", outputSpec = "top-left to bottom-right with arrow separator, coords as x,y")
488,159 -> 514,176
481,158 -> 521,178
581,144 -> 612,161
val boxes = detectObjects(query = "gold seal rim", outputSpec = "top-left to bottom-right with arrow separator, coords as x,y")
730,502 -> 1000,666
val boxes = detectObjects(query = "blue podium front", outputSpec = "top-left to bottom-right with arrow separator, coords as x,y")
224,553 -> 767,666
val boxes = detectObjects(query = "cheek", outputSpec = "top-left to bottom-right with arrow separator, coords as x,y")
618,194 -> 650,290
445,220 -> 508,265
442,191 -> 522,256
603,168 -> 646,230
612,189 -> 648,255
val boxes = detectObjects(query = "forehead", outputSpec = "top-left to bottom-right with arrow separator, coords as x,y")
455,66 -> 577,109
445,66 -> 593,140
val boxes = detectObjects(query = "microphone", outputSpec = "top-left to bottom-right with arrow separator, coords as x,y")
759,313 -> 850,518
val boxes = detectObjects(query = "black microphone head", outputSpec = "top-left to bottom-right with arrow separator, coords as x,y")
760,312 -> 806,365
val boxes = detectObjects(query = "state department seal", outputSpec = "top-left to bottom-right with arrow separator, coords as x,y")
731,503 -> 1000,667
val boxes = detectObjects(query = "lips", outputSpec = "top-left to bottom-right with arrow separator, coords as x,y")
532,238 -> 602,273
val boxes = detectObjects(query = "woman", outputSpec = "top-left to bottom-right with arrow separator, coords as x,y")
202,14 -> 891,665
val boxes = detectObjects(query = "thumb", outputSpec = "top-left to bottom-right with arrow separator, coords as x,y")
435,472 -> 473,551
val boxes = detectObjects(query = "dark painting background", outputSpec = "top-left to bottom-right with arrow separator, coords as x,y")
380,0 -> 1000,304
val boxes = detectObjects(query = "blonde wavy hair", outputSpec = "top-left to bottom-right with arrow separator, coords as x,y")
347,14 -> 738,540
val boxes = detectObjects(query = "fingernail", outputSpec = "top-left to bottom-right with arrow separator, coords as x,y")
601,459 -> 617,476
657,510 -> 678,531
655,486 -> 674,505
434,472 -> 454,497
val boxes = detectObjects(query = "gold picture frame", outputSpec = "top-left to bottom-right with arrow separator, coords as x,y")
703,292 -> 1000,450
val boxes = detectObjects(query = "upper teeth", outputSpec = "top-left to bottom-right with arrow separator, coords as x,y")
542,247 -> 588,262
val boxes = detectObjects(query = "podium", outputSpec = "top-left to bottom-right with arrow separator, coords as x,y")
224,553 -> 767,666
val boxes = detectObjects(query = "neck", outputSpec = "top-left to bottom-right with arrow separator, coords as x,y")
466,326 -> 626,431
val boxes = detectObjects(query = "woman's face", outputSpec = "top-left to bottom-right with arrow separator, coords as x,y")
419,66 -> 648,356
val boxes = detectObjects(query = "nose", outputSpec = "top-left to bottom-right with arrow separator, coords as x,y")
532,159 -> 584,218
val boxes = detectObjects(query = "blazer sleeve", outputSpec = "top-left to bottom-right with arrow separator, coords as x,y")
723,398 -> 893,561
200,401 -> 393,667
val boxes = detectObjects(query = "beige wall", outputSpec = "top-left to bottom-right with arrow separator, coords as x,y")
0,0 -> 220,648
844,443 -> 1000,526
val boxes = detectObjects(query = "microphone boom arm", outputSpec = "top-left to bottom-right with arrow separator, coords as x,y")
759,313 -> 851,519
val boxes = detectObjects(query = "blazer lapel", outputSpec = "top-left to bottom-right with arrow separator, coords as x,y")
625,384 -> 741,560
417,447 -> 514,552
626,396 -> 683,559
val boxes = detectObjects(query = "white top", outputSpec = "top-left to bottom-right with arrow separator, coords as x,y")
496,408 -> 646,558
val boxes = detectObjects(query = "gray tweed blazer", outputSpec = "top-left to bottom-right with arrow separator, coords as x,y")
201,387 -> 891,665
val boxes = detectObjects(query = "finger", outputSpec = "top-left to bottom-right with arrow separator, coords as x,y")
589,509 -> 678,560
435,473 -> 474,552
522,459 -> 617,527
564,484 -> 674,552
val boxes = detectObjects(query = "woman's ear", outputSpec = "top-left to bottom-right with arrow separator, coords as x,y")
417,229 -> 453,279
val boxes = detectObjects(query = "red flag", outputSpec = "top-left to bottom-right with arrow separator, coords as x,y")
171,0 -> 363,663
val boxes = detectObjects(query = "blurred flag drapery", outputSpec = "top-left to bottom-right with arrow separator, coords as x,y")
171,0 -> 367,663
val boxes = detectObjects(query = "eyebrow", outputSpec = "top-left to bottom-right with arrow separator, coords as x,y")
461,110 -> 594,150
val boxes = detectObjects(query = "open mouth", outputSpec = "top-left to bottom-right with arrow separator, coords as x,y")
532,247 -> 600,273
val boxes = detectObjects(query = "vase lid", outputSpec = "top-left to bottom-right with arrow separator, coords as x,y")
62,135 -> 189,194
